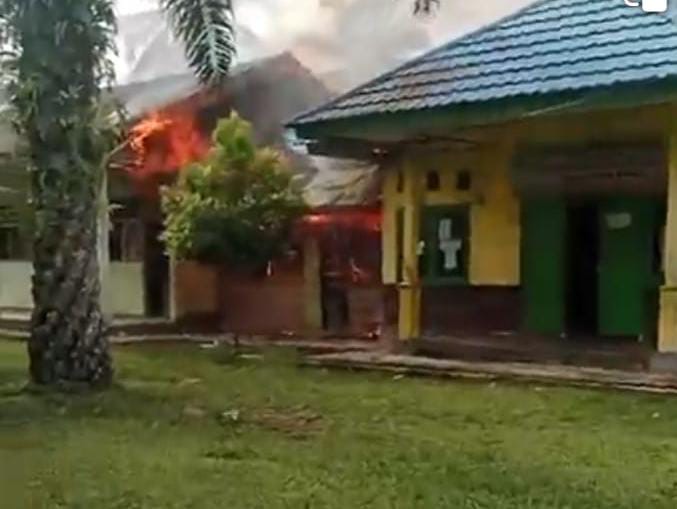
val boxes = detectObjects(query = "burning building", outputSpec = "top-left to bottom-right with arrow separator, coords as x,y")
106,51 -> 384,337
0,50 -> 383,339
108,52 -> 334,319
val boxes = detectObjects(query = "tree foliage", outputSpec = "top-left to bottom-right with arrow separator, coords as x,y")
162,113 -> 306,269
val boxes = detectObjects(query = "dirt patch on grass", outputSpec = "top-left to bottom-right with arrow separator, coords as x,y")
252,405 -> 324,439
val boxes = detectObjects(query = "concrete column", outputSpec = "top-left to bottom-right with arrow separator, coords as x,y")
168,254 -> 178,322
97,171 -> 112,319
659,128 -> 677,352
398,165 -> 422,340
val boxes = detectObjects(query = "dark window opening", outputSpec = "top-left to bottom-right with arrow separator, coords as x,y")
109,218 -> 144,262
426,171 -> 440,191
456,170 -> 472,191
0,206 -> 27,260
0,226 -> 24,260
396,171 -> 404,193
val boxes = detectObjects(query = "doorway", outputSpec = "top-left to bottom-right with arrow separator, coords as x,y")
144,222 -> 170,318
523,197 -> 661,339
566,202 -> 599,335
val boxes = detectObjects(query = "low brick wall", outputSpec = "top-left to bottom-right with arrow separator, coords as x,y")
220,268 -> 306,335
173,261 -> 221,329
173,261 -> 384,337
421,286 -> 521,336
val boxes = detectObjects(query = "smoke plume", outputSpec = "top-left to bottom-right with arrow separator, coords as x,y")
115,0 -> 533,92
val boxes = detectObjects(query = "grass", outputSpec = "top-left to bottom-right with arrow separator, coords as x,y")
2,341 -> 677,508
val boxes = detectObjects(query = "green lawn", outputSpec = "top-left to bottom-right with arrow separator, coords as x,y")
2,341 -> 677,508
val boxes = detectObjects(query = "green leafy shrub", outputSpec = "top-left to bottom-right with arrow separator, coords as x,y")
161,113 -> 306,269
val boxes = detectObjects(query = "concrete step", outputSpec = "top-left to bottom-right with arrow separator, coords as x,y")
0,316 -> 187,337
304,351 -> 677,395
415,336 -> 652,372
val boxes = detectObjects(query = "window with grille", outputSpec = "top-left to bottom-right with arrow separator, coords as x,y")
419,205 -> 470,284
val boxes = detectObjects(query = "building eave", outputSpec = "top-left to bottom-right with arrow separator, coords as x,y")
292,79 -> 677,156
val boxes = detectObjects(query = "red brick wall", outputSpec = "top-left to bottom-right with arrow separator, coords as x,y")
220,263 -> 306,335
174,261 -> 386,337
174,261 -> 221,320
421,286 -> 521,336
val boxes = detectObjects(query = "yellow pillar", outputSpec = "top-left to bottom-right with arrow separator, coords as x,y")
659,126 -> 677,352
303,237 -> 323,332
398,166 -> 422,340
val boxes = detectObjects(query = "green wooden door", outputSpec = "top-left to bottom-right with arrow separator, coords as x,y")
598,198 -> 655,337
522,199 -> 566,335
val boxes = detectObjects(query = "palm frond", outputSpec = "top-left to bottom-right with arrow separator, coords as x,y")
414,0 -> 440,14
159,0 -> 235,84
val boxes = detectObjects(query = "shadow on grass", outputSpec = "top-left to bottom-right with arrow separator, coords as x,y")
0,374 -> 209,429
0,341 -> 247,430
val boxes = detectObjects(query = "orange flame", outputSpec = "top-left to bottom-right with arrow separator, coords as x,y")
128,108 -> 211,194
301,210 -> 381,233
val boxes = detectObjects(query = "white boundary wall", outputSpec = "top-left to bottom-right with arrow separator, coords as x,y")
0,261 -> 145,316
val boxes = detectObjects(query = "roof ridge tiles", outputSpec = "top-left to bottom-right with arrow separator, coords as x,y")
357,45 -> 677,96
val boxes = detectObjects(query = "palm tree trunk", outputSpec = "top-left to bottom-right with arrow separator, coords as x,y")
28,178 -> 112,386
11,0 -> 116,386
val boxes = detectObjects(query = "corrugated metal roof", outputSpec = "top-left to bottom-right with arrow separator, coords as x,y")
291,0 -> 677,126
302,157 -> 380,207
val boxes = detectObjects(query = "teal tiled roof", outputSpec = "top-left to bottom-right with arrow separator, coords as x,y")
292,0 -> 677,126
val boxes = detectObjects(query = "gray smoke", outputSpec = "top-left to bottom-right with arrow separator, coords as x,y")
115,0 -> 534,91
249,0 -> 534,92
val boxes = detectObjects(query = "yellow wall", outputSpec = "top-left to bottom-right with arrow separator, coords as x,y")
378,103 -> 675,341
382,140 -> 520,287
470,139 -> 520,285
381,104 -> 676,291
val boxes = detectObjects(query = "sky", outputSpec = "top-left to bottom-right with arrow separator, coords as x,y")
114,0 -> 532,42
114,0 -> 533,90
